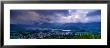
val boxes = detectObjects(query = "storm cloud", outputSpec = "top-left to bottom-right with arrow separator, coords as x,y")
10,9 -> 101,24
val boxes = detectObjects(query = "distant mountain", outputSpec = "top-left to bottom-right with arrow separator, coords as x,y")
10,22 -> 101,32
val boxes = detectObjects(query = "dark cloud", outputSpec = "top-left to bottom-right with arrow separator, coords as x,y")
87,10 -> 101,16
10,9 -> 101,24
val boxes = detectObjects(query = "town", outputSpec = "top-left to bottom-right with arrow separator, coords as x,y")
10,28 -> 101,39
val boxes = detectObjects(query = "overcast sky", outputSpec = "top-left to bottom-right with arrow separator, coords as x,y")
10,9 -> 101,24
